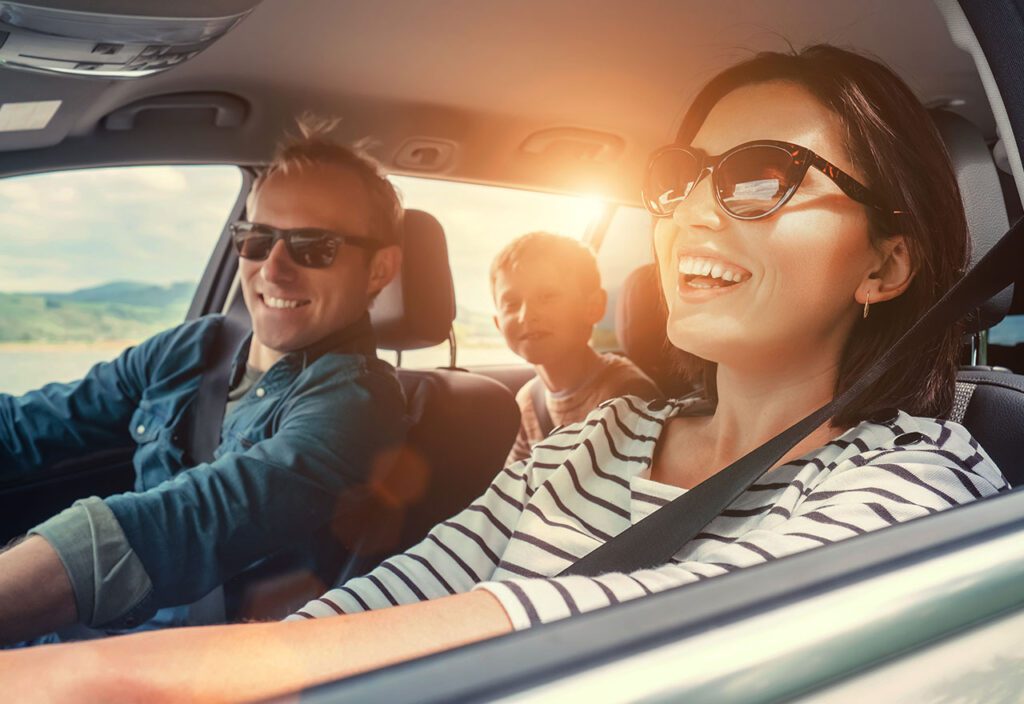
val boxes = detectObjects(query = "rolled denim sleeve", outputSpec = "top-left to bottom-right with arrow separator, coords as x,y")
29,497 -> 153,628
102,364 -> 407,618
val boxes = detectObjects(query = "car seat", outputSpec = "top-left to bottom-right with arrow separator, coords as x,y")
614,263 -> 698,399
224,209 -> 520,616
933,110 -> 1023,487
331,209 -> 521,580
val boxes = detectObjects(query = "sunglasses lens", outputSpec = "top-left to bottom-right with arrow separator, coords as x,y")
287,231 -> 339,268
717,146 -> 795,217
232,226 -> 275,261
644,148 -> 702,216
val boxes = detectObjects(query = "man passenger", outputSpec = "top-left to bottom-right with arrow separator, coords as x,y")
491,232 -> 661,464
0,121 -> 406,645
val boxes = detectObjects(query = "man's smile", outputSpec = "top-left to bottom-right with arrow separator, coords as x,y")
259,293 -> 311,310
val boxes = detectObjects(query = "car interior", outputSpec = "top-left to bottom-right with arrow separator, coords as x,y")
1,0 -> 1023,697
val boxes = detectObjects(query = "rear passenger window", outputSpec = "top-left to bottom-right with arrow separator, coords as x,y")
988,314 -> 1024,372
990,315 -> 1024,346
390,175 -> 605,367
0,165 -> 243,395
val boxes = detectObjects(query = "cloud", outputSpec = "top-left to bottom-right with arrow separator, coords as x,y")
0,165 -> 242,293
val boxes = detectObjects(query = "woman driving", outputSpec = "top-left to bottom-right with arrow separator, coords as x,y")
1,44 -> 1010,702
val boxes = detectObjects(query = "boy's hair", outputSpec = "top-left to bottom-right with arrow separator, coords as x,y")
490,231 -> 601,296
248,115 -> 404,248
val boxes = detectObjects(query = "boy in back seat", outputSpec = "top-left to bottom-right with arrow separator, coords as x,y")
491,232 -> 661,464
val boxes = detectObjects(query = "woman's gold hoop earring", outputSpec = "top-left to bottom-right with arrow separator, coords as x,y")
863,292 -> 871,320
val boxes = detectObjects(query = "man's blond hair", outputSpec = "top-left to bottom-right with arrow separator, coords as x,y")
249,115 -> 404,247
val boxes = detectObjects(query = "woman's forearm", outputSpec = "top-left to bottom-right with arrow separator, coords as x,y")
1,590 -> 513,703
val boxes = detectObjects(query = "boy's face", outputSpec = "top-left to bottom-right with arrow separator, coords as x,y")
492,255 -> 606,365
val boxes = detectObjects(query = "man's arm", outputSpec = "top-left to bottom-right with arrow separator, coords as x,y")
0,321 -> 184,476
0,536 -> 76,643
1,590 -> 513,703
73,368 -> 406,628
0,360 -> 405,643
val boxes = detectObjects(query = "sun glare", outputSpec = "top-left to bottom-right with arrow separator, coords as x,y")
569,194 -> 608,228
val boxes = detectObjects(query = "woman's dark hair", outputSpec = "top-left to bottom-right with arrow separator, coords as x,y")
667,44 -> 969,426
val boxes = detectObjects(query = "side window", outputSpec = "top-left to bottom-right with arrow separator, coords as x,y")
988,314 -> 1024,372
990,315 -> 1024,347
0,165 -> 243,394
390,175 -> 605,367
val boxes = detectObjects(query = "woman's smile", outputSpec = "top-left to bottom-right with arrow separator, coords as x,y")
673,249 -> 752,301
678,253 -> 750,290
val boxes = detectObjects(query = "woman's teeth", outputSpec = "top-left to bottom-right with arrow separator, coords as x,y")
678,256 -> 750,287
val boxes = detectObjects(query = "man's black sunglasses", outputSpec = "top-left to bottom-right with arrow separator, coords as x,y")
642,139 -> 902,228
229,221 -> 384,269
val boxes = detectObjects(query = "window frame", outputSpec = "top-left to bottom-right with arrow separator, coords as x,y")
294,487 -> 1024,703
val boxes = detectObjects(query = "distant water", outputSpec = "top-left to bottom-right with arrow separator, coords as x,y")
0,343 -> 134,396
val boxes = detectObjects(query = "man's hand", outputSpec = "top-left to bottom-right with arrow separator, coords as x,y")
0,535 -> 77,645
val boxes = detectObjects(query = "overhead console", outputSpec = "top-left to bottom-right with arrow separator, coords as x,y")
0,0 -> 262,78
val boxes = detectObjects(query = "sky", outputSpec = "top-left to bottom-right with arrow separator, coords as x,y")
0,166 -> 242,293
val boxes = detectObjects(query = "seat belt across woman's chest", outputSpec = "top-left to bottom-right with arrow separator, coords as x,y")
561,216 -> 1024,577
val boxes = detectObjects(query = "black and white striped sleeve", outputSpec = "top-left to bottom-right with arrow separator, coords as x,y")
287,460 -> 536,620
474,423 -> 1009,630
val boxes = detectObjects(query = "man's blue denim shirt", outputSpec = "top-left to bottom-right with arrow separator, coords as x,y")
0,313 -> 406,628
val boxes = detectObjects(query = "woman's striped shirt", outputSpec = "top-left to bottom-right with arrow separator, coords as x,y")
289,396 -> 1010,630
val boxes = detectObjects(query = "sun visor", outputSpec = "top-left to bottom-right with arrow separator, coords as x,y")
0,0 -> 261,78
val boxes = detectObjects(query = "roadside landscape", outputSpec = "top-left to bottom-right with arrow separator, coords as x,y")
0,280 -> 194,343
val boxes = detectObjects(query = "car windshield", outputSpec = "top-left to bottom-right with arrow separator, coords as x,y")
0,1 -> 1021,702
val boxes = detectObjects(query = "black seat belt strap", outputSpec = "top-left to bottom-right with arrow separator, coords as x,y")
183,313 -> 251,626
531,378 -> 556,437
561,216 -> 1023,577
188,314 -> 251,464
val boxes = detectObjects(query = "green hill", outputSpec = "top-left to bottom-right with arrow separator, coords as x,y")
0,281 -> 194,343
44,280 -> 194,308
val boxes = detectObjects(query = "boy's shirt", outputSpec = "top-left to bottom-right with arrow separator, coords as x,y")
506,353 -> 661,465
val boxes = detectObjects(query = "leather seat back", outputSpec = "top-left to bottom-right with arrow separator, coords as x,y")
334,209 -> 519,575
934,110 -> 1023,487
952,372 -> 1024,487
614,263 -> 694,398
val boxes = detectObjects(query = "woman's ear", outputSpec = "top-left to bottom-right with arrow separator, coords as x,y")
367,245 -> 402,297
856,236 -> 914,305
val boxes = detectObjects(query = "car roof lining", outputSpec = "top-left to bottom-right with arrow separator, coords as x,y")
0,0 -> 1003,206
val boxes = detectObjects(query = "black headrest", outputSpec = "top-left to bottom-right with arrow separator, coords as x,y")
371,209 -> 456,351
614,263 -> 692,398
615,264 -> 666,376
932,110 -> 1013,331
